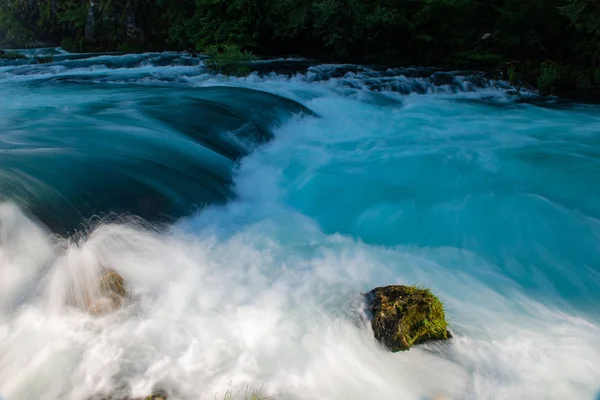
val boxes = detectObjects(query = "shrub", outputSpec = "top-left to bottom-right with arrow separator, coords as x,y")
507,66 -> 518,85
203,44 -> 258,76
537,63 -> 561,95
576,72 -> 592,90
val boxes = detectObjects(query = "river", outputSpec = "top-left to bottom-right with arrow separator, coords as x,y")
0,49 -> 599,400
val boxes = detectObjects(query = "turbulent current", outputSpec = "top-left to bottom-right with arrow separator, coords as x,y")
0,48 -> 599,400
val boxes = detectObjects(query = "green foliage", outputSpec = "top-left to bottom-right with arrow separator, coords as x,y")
57,3 -> 88,30
494,0 -> 568,60
537,63 -> 562,95
189,0 -> 266,51
0,10 -> 35,47
560,0 -> 600,39
508,66 -> 518,85
203,44 -> 258,76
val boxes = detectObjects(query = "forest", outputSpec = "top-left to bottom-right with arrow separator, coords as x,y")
1,0 -> 599,95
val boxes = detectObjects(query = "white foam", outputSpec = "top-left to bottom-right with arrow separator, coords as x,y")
0,199 -> 598,399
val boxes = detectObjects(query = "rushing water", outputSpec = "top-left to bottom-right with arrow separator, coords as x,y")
0,49 -> 599,400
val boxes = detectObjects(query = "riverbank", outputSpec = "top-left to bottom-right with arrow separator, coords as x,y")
3,45 -> 598,104
2,0 -> 598,101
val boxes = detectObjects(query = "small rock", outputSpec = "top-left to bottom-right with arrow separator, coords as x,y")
99,268 -> 127,298
91,389 -> 167,400
139,389 -> 168,400
366,285 -> 451,352
144,394 -> 167,400
86,268 -> 127,315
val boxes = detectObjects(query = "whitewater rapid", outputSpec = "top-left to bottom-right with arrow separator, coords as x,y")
0,50 -> 599,400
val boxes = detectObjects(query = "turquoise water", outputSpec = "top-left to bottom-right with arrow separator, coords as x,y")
0,50 -> 599,400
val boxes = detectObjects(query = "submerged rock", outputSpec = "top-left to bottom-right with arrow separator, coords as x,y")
87,268 -> 128,315
366,285 -> 451,352
99,268 -> 127,298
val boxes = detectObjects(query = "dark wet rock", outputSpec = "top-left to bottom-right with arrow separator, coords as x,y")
366,285 -> 451,352
464,75 -> 487,88
431,72 -> 455,86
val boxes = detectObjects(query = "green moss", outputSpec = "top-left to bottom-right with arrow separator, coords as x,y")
203,44 -> 258,76
145,394 -> 167,400
0,51 -> 26,60
368,285 -> 450,352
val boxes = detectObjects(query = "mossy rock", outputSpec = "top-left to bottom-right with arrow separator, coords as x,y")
91,389 -> 167,400
366,285 -> 451,352
144,393 -> 167,400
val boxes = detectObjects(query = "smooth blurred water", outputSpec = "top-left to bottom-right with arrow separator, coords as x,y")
0,50 -> 599,400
